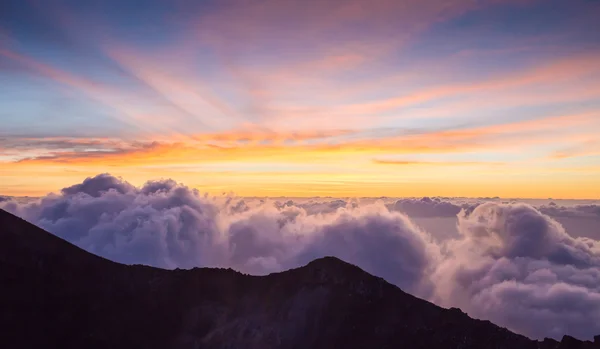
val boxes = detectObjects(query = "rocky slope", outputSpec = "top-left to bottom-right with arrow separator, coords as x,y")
0,208 -> 598,349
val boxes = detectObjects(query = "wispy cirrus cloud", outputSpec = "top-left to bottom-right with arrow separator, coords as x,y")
550,139 -> 600,159
0,48 -> 210,138
3,110 -> 597,166
372,159 -> 506,167
2,0 -> 600,197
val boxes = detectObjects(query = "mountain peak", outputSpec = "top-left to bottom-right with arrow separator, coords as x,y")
303,255 -> 368,276
306,255 -> 346,266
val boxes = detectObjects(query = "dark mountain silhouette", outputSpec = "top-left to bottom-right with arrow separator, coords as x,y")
0,208 -> 598,349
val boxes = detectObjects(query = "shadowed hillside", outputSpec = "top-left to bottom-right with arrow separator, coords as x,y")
0,209 -> 598,349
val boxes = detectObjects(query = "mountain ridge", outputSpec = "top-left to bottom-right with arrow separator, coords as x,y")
0,208 -> 598,349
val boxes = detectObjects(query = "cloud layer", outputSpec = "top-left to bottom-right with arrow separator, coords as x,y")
2,174 -> 600,340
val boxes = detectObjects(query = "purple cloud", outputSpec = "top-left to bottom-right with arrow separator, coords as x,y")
433,203 -> 600,340
539,203 -> 600,218
61,173 -> 135,197
2,174 -> 600,340
390,197 -> 476,217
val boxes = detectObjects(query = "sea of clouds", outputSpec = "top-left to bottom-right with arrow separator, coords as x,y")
1,174 -> 600,340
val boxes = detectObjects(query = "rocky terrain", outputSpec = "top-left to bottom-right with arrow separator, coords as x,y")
0,208 -> 598,349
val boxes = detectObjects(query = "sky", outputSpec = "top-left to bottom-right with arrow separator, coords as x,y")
1,0 -> 600,198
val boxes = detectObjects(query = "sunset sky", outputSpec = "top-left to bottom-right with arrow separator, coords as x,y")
1,0 -> 599,198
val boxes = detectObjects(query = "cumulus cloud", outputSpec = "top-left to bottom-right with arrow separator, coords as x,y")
389,197 -> 477,217
2,174 -> 600,340
61,173 -> 136,197
433,203 -> 600,340
272,198 -> 357,215
538,203 -> 600,218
